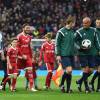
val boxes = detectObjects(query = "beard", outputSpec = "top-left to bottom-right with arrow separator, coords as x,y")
24,31 -> 30,34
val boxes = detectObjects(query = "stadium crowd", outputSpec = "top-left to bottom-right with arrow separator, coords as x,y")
0,0 -> 100,41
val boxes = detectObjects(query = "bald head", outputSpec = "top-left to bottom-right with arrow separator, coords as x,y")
83,17 -> 91,22
83,17 -> 91,28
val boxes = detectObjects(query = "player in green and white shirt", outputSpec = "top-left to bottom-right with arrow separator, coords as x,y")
55,15 -> 75,93
90,18 -> 100,92
75,17 -> 99,93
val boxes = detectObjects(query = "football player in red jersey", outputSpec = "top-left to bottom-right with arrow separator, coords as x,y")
17,24 -> 37,92
2,38 -> 19,92
39,33 -> 55,90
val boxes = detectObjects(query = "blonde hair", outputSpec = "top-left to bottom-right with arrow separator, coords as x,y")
45,33 -> 52,39
66,15 -> 75,24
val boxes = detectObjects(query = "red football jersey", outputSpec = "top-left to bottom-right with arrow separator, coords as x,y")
7,46 -> 18,67
39,41 -> 55,63
17,32 -> 32,57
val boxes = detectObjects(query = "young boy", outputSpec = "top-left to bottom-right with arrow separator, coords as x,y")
3,38 -> 19,91
39,33 -> 55,90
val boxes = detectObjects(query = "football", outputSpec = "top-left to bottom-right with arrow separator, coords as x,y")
82,39 -> 91,48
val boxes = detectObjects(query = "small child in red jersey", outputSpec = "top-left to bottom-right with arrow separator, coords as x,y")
39,33 -> 55,90
2,38 -> 19,92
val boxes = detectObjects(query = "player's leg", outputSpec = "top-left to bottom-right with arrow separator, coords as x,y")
11,73 -> 17,92
24,57 -> 37,91
76,56 -> 90,93
25,68 -> 33,90
33,70 -> 38,89
89,70 -> 98,91
45,63 -> 53,89
83,56 -> 94,93
25,71 -> 29,90
59,71 -> 66,92
47,63 -> 54,88
65,56 -> 73,93
0,61 -> 7,87
90,56 -> 100,92
1,61 -> 11,90
10,66 -> 18,92
83,67 -> 91,93
76,68 -> 84,92
59,57 -> 67,93
1,71 -> 10,90
25,68 -> 37,91
60,56 -> 73,93
2,67 -> 13,90
1,75 -> 11,91
65,66 -> 72,93
76,56 -> 86,92
96,66 -> 100,92
87,56 -> 95,91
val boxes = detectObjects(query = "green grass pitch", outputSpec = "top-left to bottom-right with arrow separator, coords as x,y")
0,76 -> 100,100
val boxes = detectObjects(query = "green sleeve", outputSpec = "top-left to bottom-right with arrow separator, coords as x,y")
74,31 -> 82,50
55,32 -> 62,56
95,32 -> 100,52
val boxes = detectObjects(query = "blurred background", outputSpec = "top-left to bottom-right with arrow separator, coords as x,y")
0,0 -> 100,71
0,0 -> 100,40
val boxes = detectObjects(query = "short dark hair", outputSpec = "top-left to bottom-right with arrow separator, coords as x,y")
66,15 -> 75,24
10,37 -> 18,43
22,23 -> 30,29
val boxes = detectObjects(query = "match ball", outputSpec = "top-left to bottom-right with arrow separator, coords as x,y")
82,39 -> 91,48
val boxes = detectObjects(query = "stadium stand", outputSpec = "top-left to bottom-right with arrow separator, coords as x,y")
0,0 -> 100,41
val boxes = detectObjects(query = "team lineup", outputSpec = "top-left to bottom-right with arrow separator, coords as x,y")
0,16 -> 100,94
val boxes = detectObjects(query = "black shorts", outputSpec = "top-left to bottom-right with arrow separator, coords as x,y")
95,56 -> 100,67
61,56 -> 74,69
79,55 -> 95,68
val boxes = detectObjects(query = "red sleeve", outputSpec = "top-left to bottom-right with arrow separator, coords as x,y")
18,48 -> 22,56
39,43 -> 45,61
17,34 -> 21,47
29,36 -> 33,58
17,34 -> 23,56
7,48 -> 11,57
